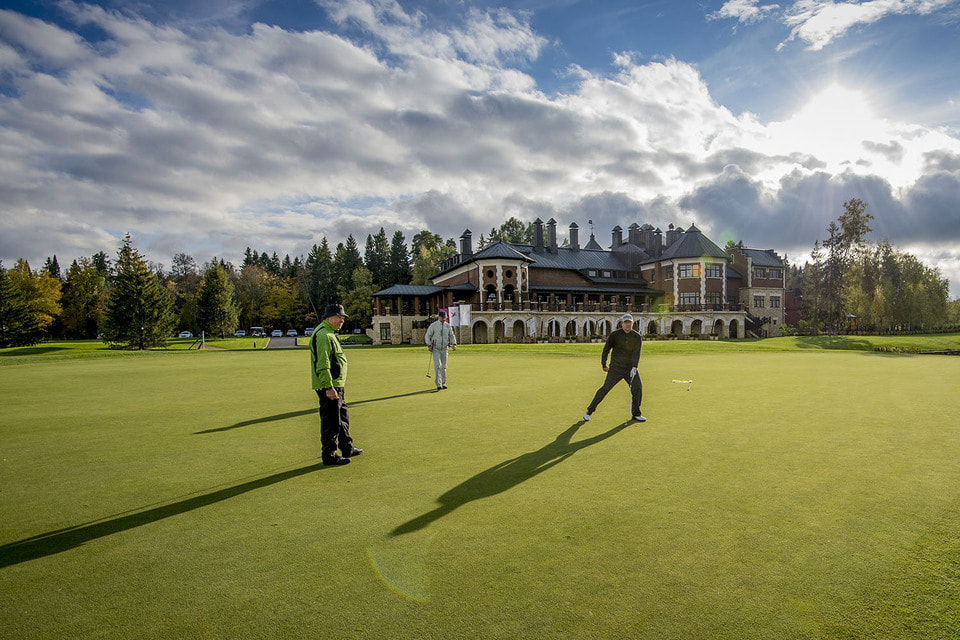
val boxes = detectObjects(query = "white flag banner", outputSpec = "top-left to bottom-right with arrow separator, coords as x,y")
459,304 -> 471,327
447,306 -> 459,327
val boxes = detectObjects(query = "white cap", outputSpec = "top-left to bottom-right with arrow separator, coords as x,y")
620,313 -> 634,322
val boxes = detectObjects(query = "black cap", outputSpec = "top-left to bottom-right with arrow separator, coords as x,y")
322,303 -> 349,318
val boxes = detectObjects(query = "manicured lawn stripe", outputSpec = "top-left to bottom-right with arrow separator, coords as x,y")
1,340 -> 958,638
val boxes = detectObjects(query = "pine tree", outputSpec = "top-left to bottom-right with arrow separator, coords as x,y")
364,228 -> 390,288
305,239 -> 334,314
332,235 -> 363,293
197,262 -> 240,338
61,257 -> 108,339
388,230 -> 412,286
101,234 -> 174,350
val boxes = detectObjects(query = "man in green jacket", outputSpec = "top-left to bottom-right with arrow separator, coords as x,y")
310,303 -> 362,466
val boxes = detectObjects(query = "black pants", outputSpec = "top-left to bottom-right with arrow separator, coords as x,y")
316,387 -> 353,460
587,367 -> 642,417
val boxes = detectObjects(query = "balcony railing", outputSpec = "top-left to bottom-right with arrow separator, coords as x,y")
469,302 -> 744,313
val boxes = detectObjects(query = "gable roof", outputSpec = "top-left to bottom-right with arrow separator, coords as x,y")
583,233 -> 604,251
471,240 -> 535,262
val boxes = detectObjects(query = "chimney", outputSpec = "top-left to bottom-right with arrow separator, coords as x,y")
569,222 -> 580,251
533,218 -> 544,253
547,218 -> 557,253
460,229 -> 473,257
628,223 -> 641,246
611,225 -> 623,248
654,227 -> 663,258
665,223 -> 678,248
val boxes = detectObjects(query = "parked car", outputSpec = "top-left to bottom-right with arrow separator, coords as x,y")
304,327 -> 315,336
251,327 -> 266,337
178,331 -> 193,338
271,329 -> 283,337
234,330 -> 246,337
286,329 -> 298,337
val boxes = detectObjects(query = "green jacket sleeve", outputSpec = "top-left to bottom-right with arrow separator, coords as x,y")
311,328 -> 335,389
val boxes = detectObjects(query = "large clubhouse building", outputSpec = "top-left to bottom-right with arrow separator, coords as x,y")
370,218 -> 786,345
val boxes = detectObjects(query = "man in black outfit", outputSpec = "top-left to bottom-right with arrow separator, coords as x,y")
584,313 -> 645,423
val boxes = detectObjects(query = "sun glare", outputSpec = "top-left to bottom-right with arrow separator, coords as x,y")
754,82 -> 924,185
797,84 -> 876,126
792,84 -> 878,160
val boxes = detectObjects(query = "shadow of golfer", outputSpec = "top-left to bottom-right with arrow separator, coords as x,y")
391,420 -> 632,536
0,461 -> 326,568
195,409 -> 316,434
350,389 -> 436,406
195,390 -> 437,434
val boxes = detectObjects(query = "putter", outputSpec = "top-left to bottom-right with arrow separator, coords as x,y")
672,379 -> 693,391
426,351 -> 432,378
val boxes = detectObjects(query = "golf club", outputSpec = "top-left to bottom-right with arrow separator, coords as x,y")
426,349 -> 432,378
672,379 -> 693,391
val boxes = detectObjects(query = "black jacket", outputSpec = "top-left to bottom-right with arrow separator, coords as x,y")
601,329 -> 643,371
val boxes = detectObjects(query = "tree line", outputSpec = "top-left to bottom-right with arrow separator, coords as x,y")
796,198 -> 953,333
1,209 -> 955,349
0,218 -> 534,349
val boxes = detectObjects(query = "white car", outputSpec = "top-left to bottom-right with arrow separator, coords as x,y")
234,330 -> 246,337
304,327 -> 314,336
178,331 -> 193,338
286,329 -> 298,337
271,329 -> 283,337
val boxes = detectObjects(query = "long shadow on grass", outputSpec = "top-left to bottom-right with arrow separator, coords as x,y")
195,390 -> 436,434
0,462 -> 326,568
195,409 -> 316,434
350,389 -> 436,406
391,420 -> 632,536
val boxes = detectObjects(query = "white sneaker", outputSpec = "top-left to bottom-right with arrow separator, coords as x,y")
633,415 -> 646,422
583,412 -> 591,421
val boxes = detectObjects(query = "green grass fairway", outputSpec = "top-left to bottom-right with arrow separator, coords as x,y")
2,342 -> 959,639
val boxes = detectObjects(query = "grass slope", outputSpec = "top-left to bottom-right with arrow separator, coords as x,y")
1,341 -> 958,639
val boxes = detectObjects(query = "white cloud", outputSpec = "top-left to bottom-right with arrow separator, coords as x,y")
0,0 -> 958,296
709,0 -> 780,25
778,0 -> 957,51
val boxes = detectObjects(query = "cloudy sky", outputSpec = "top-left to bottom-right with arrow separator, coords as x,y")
1,0 -> 959,295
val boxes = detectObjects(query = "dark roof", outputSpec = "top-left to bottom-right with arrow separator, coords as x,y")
742,248 -> 785,267
515,245 -> 631,271
373,284 -> 442,296
655,225 -> 728,261
472,241 -> 535,262
611,242 -> 651,261
583,234 -> 604,251
373,282 -> 478,297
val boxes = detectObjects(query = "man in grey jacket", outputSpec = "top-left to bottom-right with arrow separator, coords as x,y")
425,310 -> 457,390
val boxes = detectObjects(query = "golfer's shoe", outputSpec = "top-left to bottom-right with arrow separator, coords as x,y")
342,447 -> 363,458
632,414 -> 646,422
583,411 -> 591,421
322,456 -> 351,466
441,385 -> 448,389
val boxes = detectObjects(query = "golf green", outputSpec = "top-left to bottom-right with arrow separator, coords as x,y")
1,342 -> 958,639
